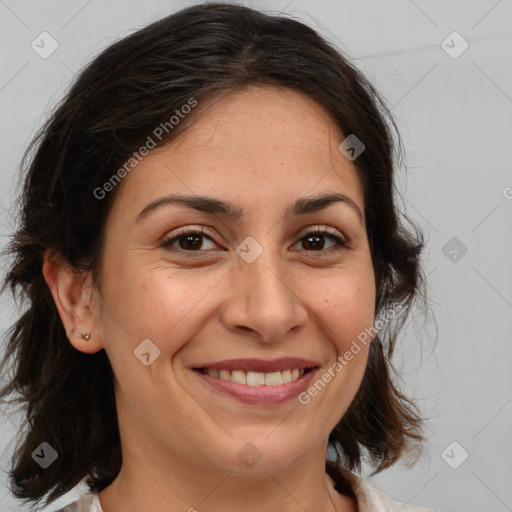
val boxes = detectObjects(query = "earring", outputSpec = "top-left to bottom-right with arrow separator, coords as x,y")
72,330 -> 91,341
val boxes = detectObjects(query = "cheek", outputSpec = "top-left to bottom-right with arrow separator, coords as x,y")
313,269 -> 376,353
98,258 -> 224,355
295,281 -> 374,438
301,270 -> 375,417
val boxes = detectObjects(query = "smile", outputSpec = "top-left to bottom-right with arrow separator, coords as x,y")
191,357 -> 320,404
197,368 -> 307,386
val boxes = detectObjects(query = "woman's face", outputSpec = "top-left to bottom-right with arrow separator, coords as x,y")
93,86 -> 376,475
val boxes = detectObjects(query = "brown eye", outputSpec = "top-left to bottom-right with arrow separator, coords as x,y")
178,234 -> 204,250
302,233 -> 327,250
162,230 -> 219,252
292,229 -> 347,253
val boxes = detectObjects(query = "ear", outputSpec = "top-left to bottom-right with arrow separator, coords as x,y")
43,249 -> 103,354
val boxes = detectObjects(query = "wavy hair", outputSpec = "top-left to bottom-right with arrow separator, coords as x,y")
0,2 -> 428,508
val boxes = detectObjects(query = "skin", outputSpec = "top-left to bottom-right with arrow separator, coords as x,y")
44,85 -> 377,512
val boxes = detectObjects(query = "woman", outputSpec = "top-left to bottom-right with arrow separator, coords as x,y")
0,3 -> 437,511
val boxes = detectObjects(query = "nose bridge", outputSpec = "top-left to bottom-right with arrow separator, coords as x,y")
246,253 -> 291,304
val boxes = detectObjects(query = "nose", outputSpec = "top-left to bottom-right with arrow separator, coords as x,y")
219,251 -> 308,343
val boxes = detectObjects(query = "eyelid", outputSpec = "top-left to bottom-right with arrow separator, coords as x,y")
165,225 -> 215,239
295,224 -> 347,243
162,225 -> 225,249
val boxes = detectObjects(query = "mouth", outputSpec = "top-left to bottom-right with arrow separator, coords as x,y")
191,357 -> 320,404
195,367 -> 312,385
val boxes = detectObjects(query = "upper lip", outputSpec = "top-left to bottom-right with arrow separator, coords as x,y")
192,357 -> 320,373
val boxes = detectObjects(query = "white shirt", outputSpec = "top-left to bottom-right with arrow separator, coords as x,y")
55,474 -> 438,511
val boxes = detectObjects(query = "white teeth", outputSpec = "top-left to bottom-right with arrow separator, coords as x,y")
219,370 -> 230,381
204,368 -> 306,386
281,369 -> 292,383
264,372 -> 283,386
247,371 -> 265,386
230,370 -> 246,384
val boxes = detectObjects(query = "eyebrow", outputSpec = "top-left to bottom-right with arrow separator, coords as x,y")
135,192 -> 363,224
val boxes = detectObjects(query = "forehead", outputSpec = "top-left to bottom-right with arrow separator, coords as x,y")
109,86 -> 364,219
169,86 -> 347,172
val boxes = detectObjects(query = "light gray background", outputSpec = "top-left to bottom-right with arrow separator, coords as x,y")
0,1 -> 511,511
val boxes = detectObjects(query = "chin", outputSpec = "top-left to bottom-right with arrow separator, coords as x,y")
208,433 -> 314,474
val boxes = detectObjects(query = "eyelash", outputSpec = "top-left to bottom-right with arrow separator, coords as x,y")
160,226 -> 348,257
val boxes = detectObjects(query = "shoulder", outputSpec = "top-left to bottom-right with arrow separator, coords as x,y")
347,473 -> 439,512
54,492 -> 102,512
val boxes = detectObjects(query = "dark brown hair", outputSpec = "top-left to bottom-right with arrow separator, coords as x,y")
0,2 -> 427,508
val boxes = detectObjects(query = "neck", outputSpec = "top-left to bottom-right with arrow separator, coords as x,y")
98,440 -> 356,512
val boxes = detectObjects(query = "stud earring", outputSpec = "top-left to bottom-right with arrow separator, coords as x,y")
72,330 -> 91,341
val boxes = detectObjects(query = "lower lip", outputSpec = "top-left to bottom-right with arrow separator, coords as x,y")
193,368 -> 319,405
